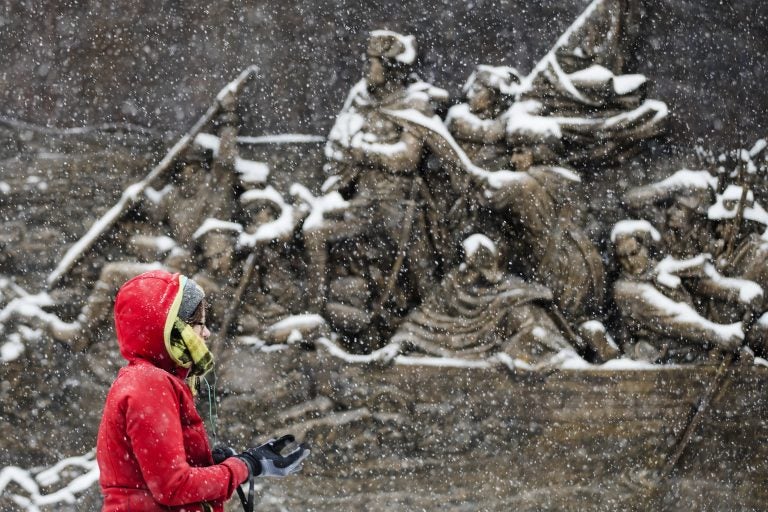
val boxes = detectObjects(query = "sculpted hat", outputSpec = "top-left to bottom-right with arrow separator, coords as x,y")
623,169 -> 717,212
465,65 -> 521,95
610,220 -> 661,246
367,30 -> 416,65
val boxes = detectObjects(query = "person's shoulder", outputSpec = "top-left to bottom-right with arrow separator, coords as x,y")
109,364 -> 188,412
113,362 -> 181,395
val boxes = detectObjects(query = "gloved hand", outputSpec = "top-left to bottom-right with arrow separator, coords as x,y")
211,445 -> 237,464
236,435 -> 310,478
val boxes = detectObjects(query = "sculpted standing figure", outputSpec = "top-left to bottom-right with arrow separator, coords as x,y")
446,65 -> 606,326
445,66 -> 522,171
321,31 -> 449,348
480,166 -> 605,323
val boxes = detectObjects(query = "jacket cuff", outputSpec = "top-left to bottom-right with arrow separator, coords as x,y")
222,457 -> 251,487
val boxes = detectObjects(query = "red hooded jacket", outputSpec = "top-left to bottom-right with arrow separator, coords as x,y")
96,270 -> 249,511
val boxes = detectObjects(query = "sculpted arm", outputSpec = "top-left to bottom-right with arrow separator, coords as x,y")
352,127 -> 423,173
687,257 -> 763,311
446,106 -> 505,144
613,280 -> 742,349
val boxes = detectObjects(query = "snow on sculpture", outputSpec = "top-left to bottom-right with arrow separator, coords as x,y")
615,140 -> 768,362
317,30 -> 453,351
4,9 -> 768,511
443,67 -> 615,361
9,9 -> 748,370
515,0 -> 668,165
392,233 -> 575,365
611,225 -> 748,362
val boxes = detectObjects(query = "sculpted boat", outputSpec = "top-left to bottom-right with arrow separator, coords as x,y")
207,338 -> 768,512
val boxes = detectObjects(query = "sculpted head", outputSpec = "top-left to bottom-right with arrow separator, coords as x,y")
463,65 -> 520,117
611,221 -> 660,277
365,30 -> 416,94
462,234 -> 503,283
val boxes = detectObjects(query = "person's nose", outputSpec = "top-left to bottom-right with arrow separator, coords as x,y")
202,325 -> 211,339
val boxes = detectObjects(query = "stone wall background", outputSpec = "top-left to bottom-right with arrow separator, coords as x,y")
1,0 -> 766,146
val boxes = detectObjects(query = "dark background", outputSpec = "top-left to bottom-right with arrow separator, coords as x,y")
1,0 -> 766,147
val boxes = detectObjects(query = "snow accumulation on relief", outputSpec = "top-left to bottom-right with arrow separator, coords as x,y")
655,168 -> 719,192
0,451 -> 99,510
602,99 -> 668,127
654,254 -> 711,289
649,254 -> 762,305
143,184 -> 172,205
237,134 -> 325,144
193,133 -> 270,184
517,0 -> 606,94
369,30 -> 417,64
47,181 -> 145,286
192,218 -> 243,239
382,108 -> 524,188
638,282 -> 745,343
290,183 -> 349,231
238,185 -> 297,246
0,289 -> 76,363
610,219 -> 662,242
503,100 -> 563,138
702,263 -> 764,304
708,184 -> 768,226
462,233 -> 496,258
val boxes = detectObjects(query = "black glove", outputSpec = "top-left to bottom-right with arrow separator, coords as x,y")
212,445 -> 237,464
236,435 -> 310,478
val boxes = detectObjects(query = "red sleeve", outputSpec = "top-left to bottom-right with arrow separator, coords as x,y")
222,458 -> 250,486
123,372 -> 249,506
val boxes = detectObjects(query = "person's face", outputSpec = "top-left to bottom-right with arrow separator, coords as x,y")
191,311 -> 211,340
617,237 -> 649,276
366,57 -> 408,96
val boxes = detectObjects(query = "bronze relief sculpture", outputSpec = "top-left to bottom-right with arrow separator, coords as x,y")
31,14 -> 768,370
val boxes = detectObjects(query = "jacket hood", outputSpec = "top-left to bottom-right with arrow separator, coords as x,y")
114,270 -> 190,373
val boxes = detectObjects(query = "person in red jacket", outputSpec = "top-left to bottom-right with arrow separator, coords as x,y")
96,269 -> 308,511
